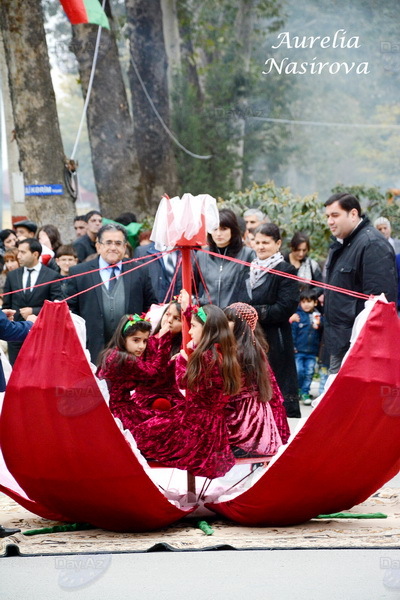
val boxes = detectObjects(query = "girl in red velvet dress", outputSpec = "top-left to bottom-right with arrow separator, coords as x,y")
97,314 -> 173,431
132,300 -> 185,412
253,320 -> 291,444
223,303 -> 287,457
134,304 -> 242,479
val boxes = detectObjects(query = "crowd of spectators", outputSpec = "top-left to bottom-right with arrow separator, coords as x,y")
0,190 -> 397,546
0,194 -> 398,415
0,193 -> 398,536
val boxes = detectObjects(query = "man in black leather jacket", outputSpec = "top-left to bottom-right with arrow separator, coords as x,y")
324,192 -> 397,373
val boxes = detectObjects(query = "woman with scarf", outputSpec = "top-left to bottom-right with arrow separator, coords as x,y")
284,231 -> 324,296
246,223 -> 301,418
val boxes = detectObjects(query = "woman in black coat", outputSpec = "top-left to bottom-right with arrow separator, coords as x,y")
247,223 -> 301,418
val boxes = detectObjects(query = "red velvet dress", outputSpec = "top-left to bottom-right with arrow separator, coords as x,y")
225,379 -> 282,456
268,366 -> 291,444
132,335 -> 185,409
97,333 -> 174,431
133,350 -> 235,479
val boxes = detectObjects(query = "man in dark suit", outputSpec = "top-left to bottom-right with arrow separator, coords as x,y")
67,224 -> 157,364
134,242 -> 182,303
3,238 -> 63,364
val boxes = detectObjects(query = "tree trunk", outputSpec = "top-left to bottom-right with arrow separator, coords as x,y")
161,0 -> 181,101
231,0 -> 255,190
176,1 -> 204,102
70,13 -> 144,219
235,0 -> 255,72
125,0 -> 178,212
0,0 -> 76,242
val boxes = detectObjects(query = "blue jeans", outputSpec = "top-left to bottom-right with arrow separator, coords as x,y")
295,353 -> 317,396
318,365 -> 329,395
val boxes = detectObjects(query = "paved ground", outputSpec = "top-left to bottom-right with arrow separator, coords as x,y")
1,549 -> 400,599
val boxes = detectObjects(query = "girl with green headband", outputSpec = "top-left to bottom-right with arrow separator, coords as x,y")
97,313 -> 174,432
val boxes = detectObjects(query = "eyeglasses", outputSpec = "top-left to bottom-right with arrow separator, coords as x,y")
99,240 -> 126,247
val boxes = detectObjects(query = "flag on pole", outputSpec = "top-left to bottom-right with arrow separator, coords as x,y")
60,0 -> 110,29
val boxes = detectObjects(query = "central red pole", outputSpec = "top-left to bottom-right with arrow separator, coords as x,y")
180,245 -> 197,495
180,246 -> 193,352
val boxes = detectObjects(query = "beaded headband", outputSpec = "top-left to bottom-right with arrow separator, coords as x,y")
227,302 -> 258,332
123,313 -> 150,333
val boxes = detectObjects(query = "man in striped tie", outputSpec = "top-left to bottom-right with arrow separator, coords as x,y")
68,224 -> 157,364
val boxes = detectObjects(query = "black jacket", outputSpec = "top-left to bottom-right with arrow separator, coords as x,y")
133,242 -> 182,303
248,260 -> 300,417
195,245 -> 255,308
73,235 -> 97,263
324,216 -> 397,356
3,265 -> 63,318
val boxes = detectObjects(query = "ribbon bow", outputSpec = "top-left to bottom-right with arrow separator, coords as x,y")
123,313 -> 150,333
191,305 -> 207,324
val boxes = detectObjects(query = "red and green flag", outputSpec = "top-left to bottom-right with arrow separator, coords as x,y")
60,0 -> 110,29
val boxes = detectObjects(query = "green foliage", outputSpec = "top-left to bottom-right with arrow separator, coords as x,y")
353,105 -> 400,189
171,0 -> 294,196
171,71 -> 239,198
264,0 -> 400,198
330,183 -> 384,207
219,181 -> 331,260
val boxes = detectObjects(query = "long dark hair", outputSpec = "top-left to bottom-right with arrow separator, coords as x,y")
37,224 -> 62,252
290,231 -> 310,252
207,209 -> 244,257
153,301 -> 182,357
186,304 -> 241,395
97,314 -> 152,368
0,229 -> 17,248
224,306 -> 272,401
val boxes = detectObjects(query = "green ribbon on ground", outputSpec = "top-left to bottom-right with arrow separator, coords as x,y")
315,512 -> 387,519
197,520 -> 214,535
23,523 -> 94,536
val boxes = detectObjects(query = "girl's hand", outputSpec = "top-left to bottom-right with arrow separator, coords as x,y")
178,289 -> 190,311
180,349 -> 188,361
154,312 -> 169,338
170,352 -> 180,361
158,321 -> 170,337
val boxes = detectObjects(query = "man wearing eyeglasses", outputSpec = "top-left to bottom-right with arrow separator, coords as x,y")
67,224 -> 157,364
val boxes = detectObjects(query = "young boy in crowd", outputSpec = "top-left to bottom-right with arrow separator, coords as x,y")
55,245 -> 78,298
290,288 -> 322,405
